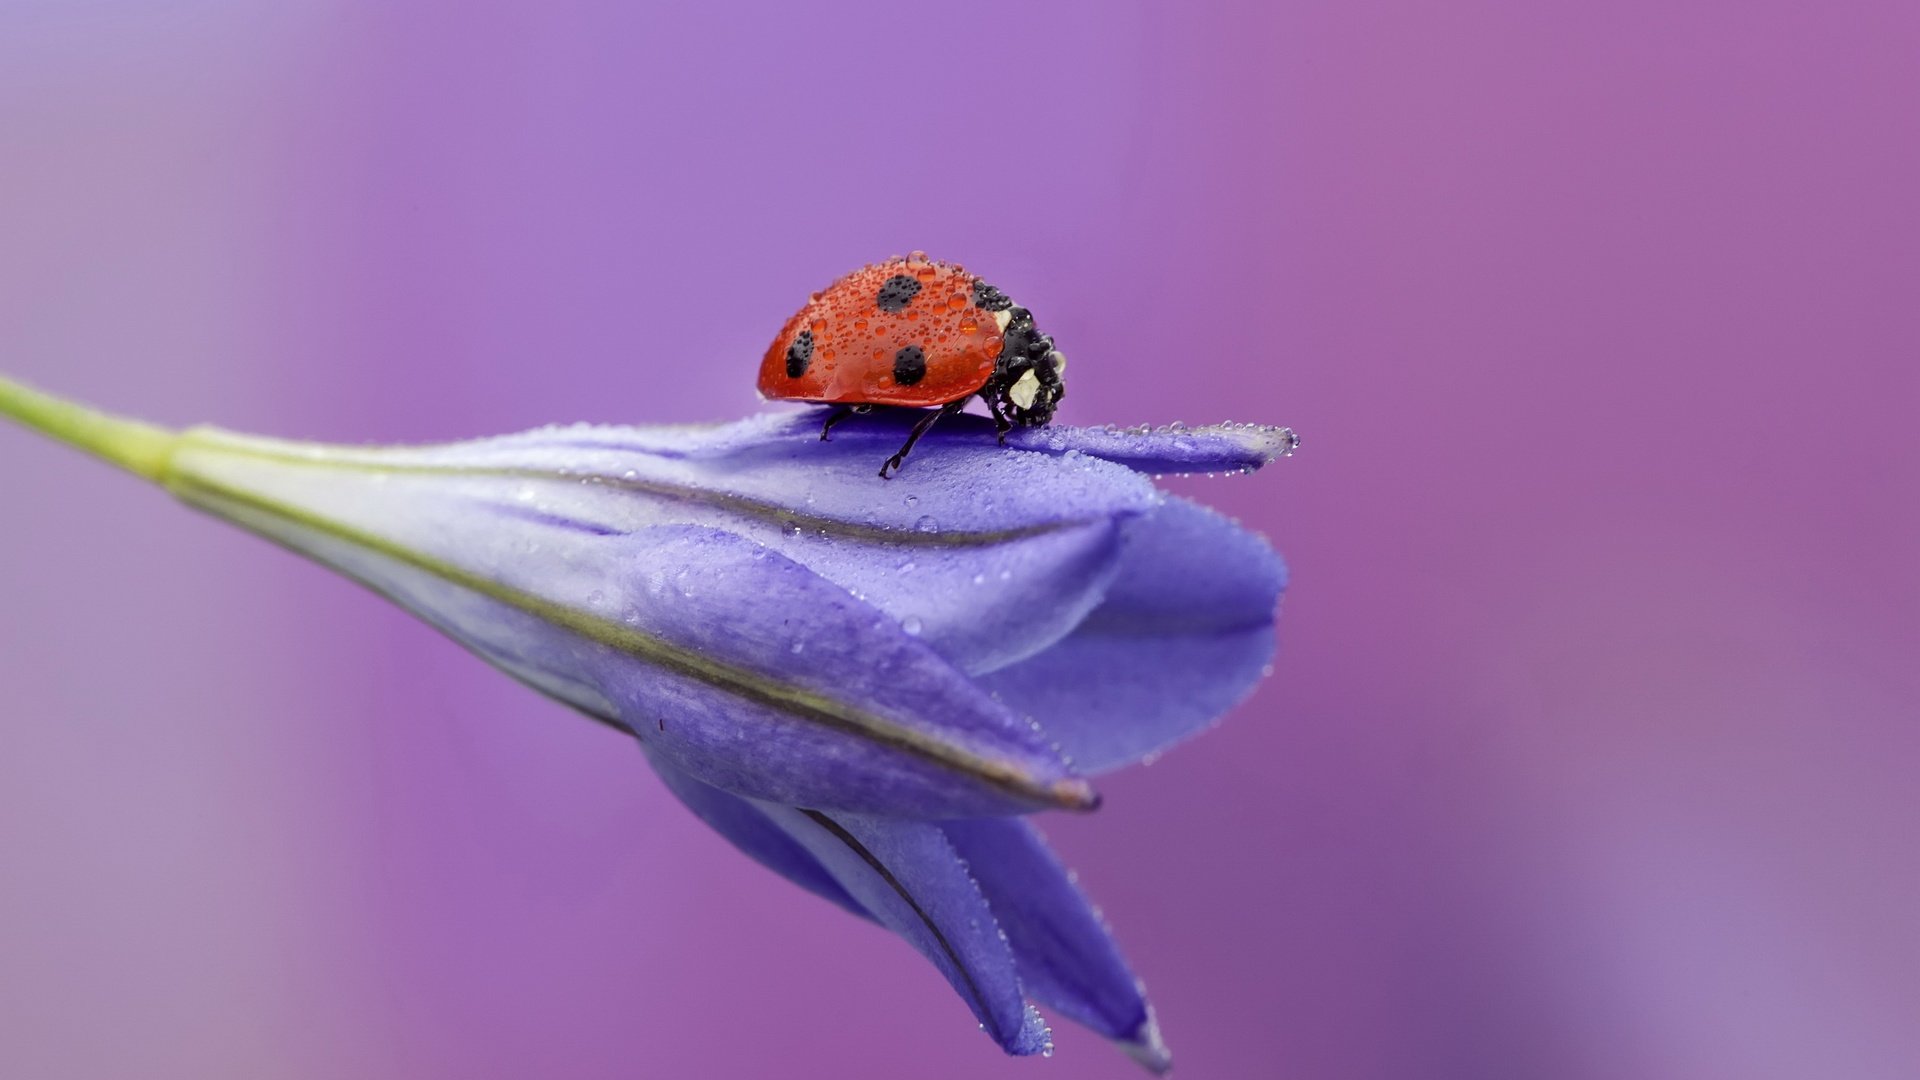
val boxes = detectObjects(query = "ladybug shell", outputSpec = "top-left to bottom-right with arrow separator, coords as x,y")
758,256 -> 1005,408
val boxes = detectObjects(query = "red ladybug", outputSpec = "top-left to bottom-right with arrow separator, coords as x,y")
758,253 -> 1066,477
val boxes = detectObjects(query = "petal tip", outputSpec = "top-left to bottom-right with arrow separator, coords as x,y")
1052,776 -> 1103,812
1010,421 -> 1300,476
1005,1002 -> 1056,1057
1120,1008 -> 1174,1075
1208,422 -> 1298,468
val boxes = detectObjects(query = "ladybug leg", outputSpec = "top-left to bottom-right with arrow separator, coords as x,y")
878,401 -> 966,479
982,393 -> 1012,444
818,405 -> 854,441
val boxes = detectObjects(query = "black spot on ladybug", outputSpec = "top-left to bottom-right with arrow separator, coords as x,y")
971,278 -> 1014,311
785,330 -> 814,378
893,345 -> 927,385
876,275 -> 922,313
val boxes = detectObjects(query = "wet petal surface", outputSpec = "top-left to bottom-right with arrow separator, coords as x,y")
176,415 -> 1158,674
171,436 -> 1096,817
942,817 -> 1171,1073
1005,417 -> 1298,475
981,497 -> 1286,772
766,807 -> 1053,1057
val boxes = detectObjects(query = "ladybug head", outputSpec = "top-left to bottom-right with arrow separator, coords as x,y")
988,305 -> 1067,428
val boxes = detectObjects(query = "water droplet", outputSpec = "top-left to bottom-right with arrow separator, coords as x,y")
790,640 -> 806,654
897,559 -> 916,574
904,493 -> 919,507
971,573 -> 987,586
783,521 -> 803,537
902,616 -> 923,635
914,514 -> 938,532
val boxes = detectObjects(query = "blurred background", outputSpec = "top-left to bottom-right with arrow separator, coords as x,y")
1,2 -> 1914,1078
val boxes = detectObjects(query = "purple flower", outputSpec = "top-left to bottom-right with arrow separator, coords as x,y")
0,376 -> 1293,1071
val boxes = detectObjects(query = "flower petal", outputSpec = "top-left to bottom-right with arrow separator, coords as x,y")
941,817 -> 1172,1074
765,807 -> 1053,1057
168,434 -> 1096,817
1005,418 -> 1298,475
594,527 -> 1099,818
641,747 -> 863,917
979,496 -> 1286,773
643,754 -> 1165,1065
173,416 -> 1156,674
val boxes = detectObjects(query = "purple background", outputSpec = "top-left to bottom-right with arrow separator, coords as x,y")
2,3 -> 1915,1078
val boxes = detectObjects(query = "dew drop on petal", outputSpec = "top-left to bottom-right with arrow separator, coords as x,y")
790,640 -> 806,654
901,616 -> 923,636
914,515 -> 938,532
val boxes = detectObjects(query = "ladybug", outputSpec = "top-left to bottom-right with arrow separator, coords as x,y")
758,253 -> 1066,477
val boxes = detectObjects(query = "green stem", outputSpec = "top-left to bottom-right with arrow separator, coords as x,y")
0,374 -> 181,483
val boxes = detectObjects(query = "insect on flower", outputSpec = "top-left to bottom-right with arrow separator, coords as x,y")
759,253 -> 1066,477
0,373 -> 1296,1072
